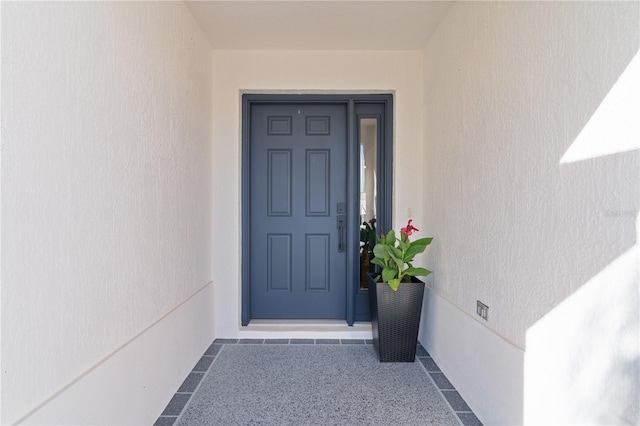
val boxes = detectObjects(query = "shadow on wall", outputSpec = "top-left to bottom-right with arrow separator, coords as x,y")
524,50 -> 640,424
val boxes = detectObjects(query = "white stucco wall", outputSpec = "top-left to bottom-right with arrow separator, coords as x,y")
421,1 -> 639,424
210,50 -> 424,338
1,2 -> 214,423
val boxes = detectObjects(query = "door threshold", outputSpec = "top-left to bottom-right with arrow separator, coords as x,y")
240,320 -> 372,340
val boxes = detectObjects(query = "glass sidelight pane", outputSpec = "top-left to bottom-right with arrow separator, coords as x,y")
359,118 -> 377,290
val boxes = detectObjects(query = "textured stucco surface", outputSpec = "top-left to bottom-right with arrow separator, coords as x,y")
1,2 -> 213,423
422,1 -> 639,423
422,0 -> 638,351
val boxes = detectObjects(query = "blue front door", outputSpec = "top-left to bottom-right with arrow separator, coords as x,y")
249,103 -> 347,319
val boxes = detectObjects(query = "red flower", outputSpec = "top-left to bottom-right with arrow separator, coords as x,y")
369,218 -> 376,224
401,219 -> 419,237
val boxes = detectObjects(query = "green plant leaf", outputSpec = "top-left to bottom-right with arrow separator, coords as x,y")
373,244 -> 390,259
404,267 -> 431,277
370,257 -> 386,267
389,245 -> 403,260
409,237 -> 433,249
386,230 -> 396,244
403,253 -> 417,263
388,278 -> 400,291
382,267 -> 397,283
404,238 -> 432,259
393,256 -> 404,272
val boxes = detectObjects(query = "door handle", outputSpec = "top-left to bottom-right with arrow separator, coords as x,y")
337,215 -> 345,253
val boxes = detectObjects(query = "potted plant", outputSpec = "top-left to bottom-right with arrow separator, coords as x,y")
368,219 -> 433,362
359,218 -> 377,288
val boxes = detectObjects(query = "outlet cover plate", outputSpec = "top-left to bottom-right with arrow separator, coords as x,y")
477,301 -> 489,321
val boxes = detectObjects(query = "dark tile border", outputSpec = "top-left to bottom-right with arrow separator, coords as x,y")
316,338 -> 340,344
418,355 -> 441,372
442,390 -> 472,412
290,338 -> 315,344
212,338 -> 370,345
154,343 -> 222,426
156,340 -> 482,426
238,338 -> 264,344
160,393 -> 190,416
340,339 -> 366,344
264,338 -> 290,344
416,343 -> 483,425
458,411 -> 484,426
204,343 -> 222,356
177,372 -> 204,393
213,338 -> 238,344
429,372 -> 455,390
191,355 -> 214,372
153,416 -> 177,426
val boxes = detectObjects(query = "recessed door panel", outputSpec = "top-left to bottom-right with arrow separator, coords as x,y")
267,234 -> 292,292
268,150 -> 292,216
306,234 -> 330,292
306,150 -> 330,216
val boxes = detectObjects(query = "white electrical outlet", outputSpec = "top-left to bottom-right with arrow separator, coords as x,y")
407,207 -> 412,217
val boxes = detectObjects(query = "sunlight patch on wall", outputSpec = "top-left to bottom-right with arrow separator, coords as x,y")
530,48 -> 640,422
561,51 -> 640,164
524,245 -> 640,424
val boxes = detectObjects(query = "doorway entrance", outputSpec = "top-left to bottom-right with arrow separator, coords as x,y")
241,94 -> 392,326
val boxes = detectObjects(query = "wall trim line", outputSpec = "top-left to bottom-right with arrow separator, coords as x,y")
14,280 -> 214,425
426,287 -> 525,353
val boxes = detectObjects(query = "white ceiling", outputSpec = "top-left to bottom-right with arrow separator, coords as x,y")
185,1 -> 455,50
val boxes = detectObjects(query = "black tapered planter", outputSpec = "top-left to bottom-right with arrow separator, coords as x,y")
368,273 -> 425,362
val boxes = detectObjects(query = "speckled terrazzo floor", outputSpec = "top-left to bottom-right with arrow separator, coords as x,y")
156,340 -> 483,426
